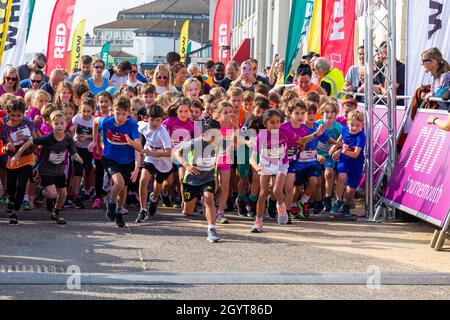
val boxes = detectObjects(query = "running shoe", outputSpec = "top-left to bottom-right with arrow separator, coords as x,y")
217,212 -> 229,224
106,200 -> 116,221
246,200 -> 257,218
173,198 -> 182,209
266,198 -> 277,219
9,214 -> 18,226
135,209 -> 148,223
161,192 -> 173,207
236,200 -> 248,217
313,201 -> 324,215
115,209 -> 126,228
121,207 -> 129,215
73,198 -> 84,210
250,220 -> 264,233
297,202 -> 310,219
207,228 -> 221,243
22,199 -> 32,212
51,212 -> 66,225
92,198 -> 104,209
46,199 -> 56,213
148,193 -> 158,217
330,200 -> 344,216
323,197 -> 333,212
277,203 -> 289,225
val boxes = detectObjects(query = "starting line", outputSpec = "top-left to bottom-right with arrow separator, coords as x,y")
1,272 -> 450,286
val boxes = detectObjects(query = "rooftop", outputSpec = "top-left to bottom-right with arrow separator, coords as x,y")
118,0 -> 209,15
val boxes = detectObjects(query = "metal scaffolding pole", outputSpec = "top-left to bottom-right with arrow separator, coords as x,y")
364,0 -> 398,221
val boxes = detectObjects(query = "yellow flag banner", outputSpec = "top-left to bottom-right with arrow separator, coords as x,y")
308,0 -> 321,54
179,19 -> 190,63
0,0 -> 13,65
70,19 -> 87,71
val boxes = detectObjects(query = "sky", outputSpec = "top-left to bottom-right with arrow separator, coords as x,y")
27,0 -> 152,54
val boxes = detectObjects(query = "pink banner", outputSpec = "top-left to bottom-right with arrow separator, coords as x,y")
321,0 -> 356,74
212,0 -> 233,63
384,110 -> 450,228
46,0 -> 76,74
358,106 -> 406,189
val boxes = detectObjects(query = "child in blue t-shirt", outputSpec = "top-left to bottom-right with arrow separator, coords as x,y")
90,96 -> 142,228
329,110 -> 366,217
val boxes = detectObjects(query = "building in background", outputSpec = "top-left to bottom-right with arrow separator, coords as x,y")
84,0 -> 210,65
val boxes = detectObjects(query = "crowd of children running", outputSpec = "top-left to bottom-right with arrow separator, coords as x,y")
0,60 -> 365,244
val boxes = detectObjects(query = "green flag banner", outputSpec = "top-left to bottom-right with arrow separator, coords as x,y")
284,0 -> 314,83
100,41 -> 111,68
26,0 -> 35,42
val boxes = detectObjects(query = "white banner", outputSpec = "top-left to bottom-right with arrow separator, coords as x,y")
406,0 -> 450,96
0,0 -> 29,74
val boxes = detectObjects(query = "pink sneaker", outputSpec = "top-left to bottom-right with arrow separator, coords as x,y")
92,198 -> 104,209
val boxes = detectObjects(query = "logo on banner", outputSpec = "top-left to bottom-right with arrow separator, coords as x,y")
429,0 -> 443,39
329,0 -> 344,41
218,23 -> 229,60
5,1 -> 19,50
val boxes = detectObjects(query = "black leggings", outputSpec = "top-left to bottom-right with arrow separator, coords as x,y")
7,165 -> 32,212
94,159 -> 104,199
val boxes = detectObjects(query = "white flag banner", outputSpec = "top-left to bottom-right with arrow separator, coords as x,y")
1,0 -> 29,74
406,0 -> 450,96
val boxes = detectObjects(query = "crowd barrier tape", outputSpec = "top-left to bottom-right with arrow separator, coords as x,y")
382,109 -> 450,229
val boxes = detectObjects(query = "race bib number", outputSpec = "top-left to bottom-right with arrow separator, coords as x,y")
10,126 -> 32,147
298,149 -> 317,163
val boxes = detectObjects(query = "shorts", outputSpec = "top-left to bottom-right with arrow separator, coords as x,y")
143,162 -> 172,184
295,165 -> 321,186
260,162 -> 289,176
183,181 -> 215,202
40,175 -> 67,189
317,156 -> 337,174
172,163 -> 184,173
238,163 -> 251,179
338,160 -> 364,189
102,157 -> 135,187
288,160 -> 297,174
74,147 -> 93,177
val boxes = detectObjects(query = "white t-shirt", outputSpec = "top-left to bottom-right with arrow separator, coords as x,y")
72,115 -> 95,149
103,69 -> 127,90
155,85 -> 179,95
138,121 -> 173,173
127,79 -> 144,88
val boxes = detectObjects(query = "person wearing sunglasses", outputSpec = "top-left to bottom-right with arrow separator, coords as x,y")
18,53 -> 49,82
68,55 -> 94,83
88,59 -> 113,96
0,67 -> 25,98
152,64 -> 178,95
127,64 -> 144,88
102,60 -> 133,90
20,69 -> 46,91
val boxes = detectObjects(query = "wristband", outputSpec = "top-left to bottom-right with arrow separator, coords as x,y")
433,118 -> 438,125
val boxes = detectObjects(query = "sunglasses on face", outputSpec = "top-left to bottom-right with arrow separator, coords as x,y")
130,70 -> 138,74
422,59 -> 432,64
31,79 -> 42,84
5,76 -> 17,82
94,65 -> 104,70
157,76 -> 168,80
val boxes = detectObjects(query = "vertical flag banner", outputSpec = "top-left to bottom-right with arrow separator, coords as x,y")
1,0 -> 31,74
212,0 -> 233,63
27,0 -> 36,41
308,0 -> 322,54
0,0 -> 13,65
100,41 -> 111,68
284,0 -> 314,82
179,19 -> 189,63
70,19 -> 86,71
321,0 -> 356,74
406,0 -> 450,95
46,0 -> 77,73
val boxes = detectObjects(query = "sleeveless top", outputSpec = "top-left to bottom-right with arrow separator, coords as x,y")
88,78 -> 109,96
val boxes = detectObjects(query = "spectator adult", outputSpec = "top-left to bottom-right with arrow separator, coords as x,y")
166,52 -> 181,67
207,62 -> 226,88
248,58 -> 272,88
220,60 -> 239,91
152,64 -> 178,95
344,45 -> 365,92
20,69 -> 46,90
295,63 -> 326,99
314,57 -> 345,98
428,104 -> 450,131
374,41 -> 406,97
0,66 -> 25,97
172,62 -> 188,92
17,53 -> 49,82
127,64 -> 145,88
88,59 -> 113,96
411,47 -> 450,119
103,60 -> 132,90
187,63 -> 201,78
269,56 -> 285,86
67,55 -> 93,82
232,61 -> 259,92
41,69 -> 64,101
203,60 -> 215,86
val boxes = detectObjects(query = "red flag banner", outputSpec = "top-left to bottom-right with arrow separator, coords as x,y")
212,0 -> 233,63
46,0 -> 76,73
321,0 -> 356,74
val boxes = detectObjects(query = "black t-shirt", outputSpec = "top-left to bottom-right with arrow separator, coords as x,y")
374,60 -> 406,96
34,133 -> 76,177
220,77 -> 233,91
321,81 -> 332,96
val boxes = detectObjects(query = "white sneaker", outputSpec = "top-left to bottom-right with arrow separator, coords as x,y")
277,203 -> 289,225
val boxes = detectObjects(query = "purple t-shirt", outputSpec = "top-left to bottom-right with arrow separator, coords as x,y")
162,116 -> 194,150
0,86 -> 25,98
27,107 -> 41,121
336,116 -> 347,127
254,127 -> 295,167
281,121 -> 309,161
